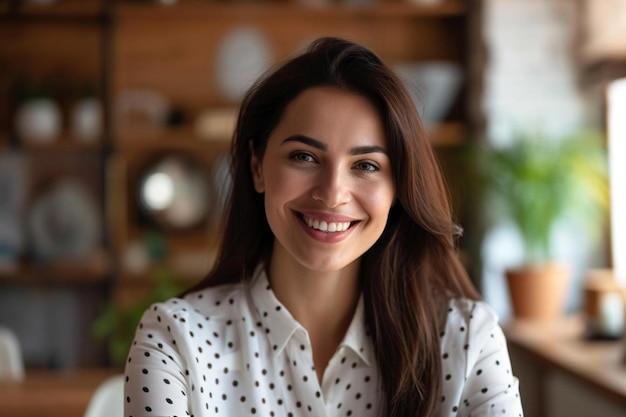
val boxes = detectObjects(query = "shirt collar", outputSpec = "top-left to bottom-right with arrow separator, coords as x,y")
247,266 -> 375,367
247,266 -> 302,355
340,296 -> 375,367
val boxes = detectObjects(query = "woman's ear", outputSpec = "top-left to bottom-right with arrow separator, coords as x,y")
249,141 -> 265,193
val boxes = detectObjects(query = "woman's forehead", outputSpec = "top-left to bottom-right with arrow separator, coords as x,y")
268,87 -> 388,150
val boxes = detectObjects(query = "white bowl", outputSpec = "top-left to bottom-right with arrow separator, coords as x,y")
15,98 -> 62,144
393,62 -> 464,126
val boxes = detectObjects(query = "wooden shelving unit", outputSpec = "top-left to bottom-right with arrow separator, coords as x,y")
0,0 -> 481,367
0,4 -> 107,271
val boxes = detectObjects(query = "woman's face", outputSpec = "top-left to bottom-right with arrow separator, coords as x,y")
250,86 -> 396,273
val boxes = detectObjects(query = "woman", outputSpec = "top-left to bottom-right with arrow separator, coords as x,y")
124,37 -> 523,417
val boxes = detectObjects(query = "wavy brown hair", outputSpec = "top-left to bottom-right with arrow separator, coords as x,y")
188,37 -> 480,416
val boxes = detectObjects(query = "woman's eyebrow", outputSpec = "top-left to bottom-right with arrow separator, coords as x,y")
350,145 -> 387,156
281,135 -> 326,150
281,135 -> 387,155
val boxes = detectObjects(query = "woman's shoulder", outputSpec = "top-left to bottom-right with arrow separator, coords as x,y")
444,298 -> 502,340
441,298 -> 509,375
142,282 -> 249,327
447,298 -> 499,321
183,281 -> 248,313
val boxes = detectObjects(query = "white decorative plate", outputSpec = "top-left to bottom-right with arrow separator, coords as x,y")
28,179 -> 101,261
215,26 -> 274,102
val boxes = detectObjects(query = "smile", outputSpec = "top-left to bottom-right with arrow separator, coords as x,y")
301,215 -> 352,233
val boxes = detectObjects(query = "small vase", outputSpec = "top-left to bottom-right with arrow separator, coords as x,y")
72,98 -> 102,143
15,98 -> 62,144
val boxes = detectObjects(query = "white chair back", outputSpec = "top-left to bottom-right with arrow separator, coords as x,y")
0,325 -> 25,381
83,374 -> 125,417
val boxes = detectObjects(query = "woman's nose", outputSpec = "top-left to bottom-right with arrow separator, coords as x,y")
311,167 -> 352,208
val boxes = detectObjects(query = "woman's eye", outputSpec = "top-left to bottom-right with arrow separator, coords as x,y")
291,152 -> 316,163
354,161 -> 379,172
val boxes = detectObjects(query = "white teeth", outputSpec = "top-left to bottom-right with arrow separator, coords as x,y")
303,215 -> 351,233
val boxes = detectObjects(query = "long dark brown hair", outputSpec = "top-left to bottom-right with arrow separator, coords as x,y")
188,37 -> 480,417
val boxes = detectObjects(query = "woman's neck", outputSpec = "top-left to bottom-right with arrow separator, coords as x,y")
267,247 -> 361,381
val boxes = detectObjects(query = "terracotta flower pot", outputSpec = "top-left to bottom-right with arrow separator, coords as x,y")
506,263 -> 571,320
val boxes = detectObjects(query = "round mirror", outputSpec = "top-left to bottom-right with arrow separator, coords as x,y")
138,155 -> 211,231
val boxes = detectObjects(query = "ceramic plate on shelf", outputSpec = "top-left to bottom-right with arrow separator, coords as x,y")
214,26 -> 274,102
27,178 -> 101,262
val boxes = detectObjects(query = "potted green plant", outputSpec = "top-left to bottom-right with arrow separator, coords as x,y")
475,130 -> 610,320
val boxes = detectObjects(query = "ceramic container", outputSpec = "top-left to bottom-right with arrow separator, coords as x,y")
15,98 -> 62,144
72,98 -> 102,143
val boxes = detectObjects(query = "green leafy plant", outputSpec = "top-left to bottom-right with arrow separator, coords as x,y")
92,233 -> 185,367
474,130 -> 610,265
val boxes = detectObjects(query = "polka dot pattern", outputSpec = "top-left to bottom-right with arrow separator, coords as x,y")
124,268 -> 523,417
440,299 -> 524,416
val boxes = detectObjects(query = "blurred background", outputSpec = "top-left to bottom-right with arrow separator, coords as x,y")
0,0 -> 625,416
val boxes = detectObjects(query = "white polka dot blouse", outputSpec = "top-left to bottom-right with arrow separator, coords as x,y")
124,267 -> 523,416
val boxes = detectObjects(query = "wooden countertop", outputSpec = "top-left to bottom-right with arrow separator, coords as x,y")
504,316 -> 626,405
0,368 -> 120,417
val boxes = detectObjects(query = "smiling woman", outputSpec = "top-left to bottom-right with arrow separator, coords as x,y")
124,37 -> 524,417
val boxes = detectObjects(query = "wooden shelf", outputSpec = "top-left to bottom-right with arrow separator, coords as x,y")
115,0 -> 467,19
114,126 -> 231,152
17,138 -> 105,152
0,368 -> 120,417
118,247 -> 218,285
1,0 -> 104,20
0,250 -> 111,285
504,316 -> 626,406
